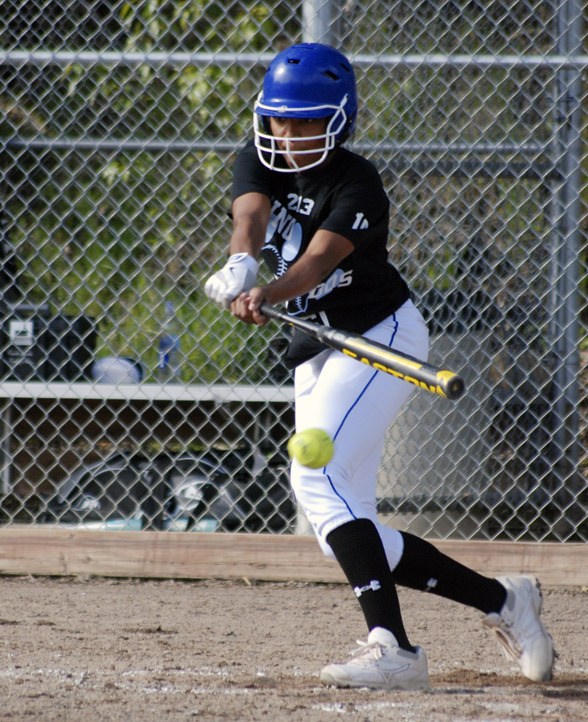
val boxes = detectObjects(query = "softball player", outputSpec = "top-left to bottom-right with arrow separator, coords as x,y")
205,42 -> 554,690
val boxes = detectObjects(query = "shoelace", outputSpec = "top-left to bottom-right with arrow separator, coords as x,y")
349,640 -> 386,662
493,623 -> 523,661
492,613 -> 558,668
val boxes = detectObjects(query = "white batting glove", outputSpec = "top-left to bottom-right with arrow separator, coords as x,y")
204,253 -> 259,310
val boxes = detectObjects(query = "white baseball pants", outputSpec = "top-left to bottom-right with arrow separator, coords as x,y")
290,299 -> 429,571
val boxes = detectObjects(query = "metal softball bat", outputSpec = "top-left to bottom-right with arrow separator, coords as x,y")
260,304 -> 466,400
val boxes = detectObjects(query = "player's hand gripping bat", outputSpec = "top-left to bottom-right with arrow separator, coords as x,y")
260,304 -> 466,400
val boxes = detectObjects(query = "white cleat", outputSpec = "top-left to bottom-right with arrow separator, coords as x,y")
320,627 -> 430,691
483,575 -> 555,682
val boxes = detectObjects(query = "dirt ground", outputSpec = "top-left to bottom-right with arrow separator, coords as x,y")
0,576 -> 586,721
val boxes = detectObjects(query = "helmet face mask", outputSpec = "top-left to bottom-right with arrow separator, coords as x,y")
254,94 -> 352,173
254,43 -> 358,173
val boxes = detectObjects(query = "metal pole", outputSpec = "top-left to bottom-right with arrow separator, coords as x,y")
302,0 -> 335,44
550,0 -> 583,490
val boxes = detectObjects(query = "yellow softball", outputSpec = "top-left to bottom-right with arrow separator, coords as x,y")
287,428 -> 334,469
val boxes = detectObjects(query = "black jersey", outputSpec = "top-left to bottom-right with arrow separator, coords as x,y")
231,140 -> 410,365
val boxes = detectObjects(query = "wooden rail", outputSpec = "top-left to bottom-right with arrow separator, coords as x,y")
0,528 -> 586,586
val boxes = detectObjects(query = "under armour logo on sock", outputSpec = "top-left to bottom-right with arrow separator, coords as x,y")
425,577 -> 438,592
353,580 -> 382,598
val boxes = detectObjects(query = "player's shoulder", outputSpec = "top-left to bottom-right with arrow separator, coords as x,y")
337,147 -> 382,176
231,139 -> 277,200
333,148 -> 385,190
232,139 -> 274,185
234,138 -> 258,164
332,148 -> 386,198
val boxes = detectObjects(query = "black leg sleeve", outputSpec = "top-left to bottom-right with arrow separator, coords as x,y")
326,519 -> 414,651
392,531 -> 506,615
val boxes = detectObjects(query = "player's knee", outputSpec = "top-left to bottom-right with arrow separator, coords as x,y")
316,533 -> 336,559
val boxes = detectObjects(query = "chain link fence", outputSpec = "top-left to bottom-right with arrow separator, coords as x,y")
0,0 -> 586,540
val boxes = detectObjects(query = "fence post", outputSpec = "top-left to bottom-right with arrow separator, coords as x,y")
550,0 -> 583,489
302,0 -> 335,44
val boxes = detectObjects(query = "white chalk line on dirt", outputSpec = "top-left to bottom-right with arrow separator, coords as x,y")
313,700 -> 419,714
4,662 -> 586,721
312,694 -> 567,721
121,665 -> 231,678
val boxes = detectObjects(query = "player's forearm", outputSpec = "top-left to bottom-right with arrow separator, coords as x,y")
229,220 -> 265,258
260,254 -> 330,305
261,232 -> 352,305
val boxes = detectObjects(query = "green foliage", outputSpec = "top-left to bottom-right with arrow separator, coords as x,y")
3,1 -> 298,383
